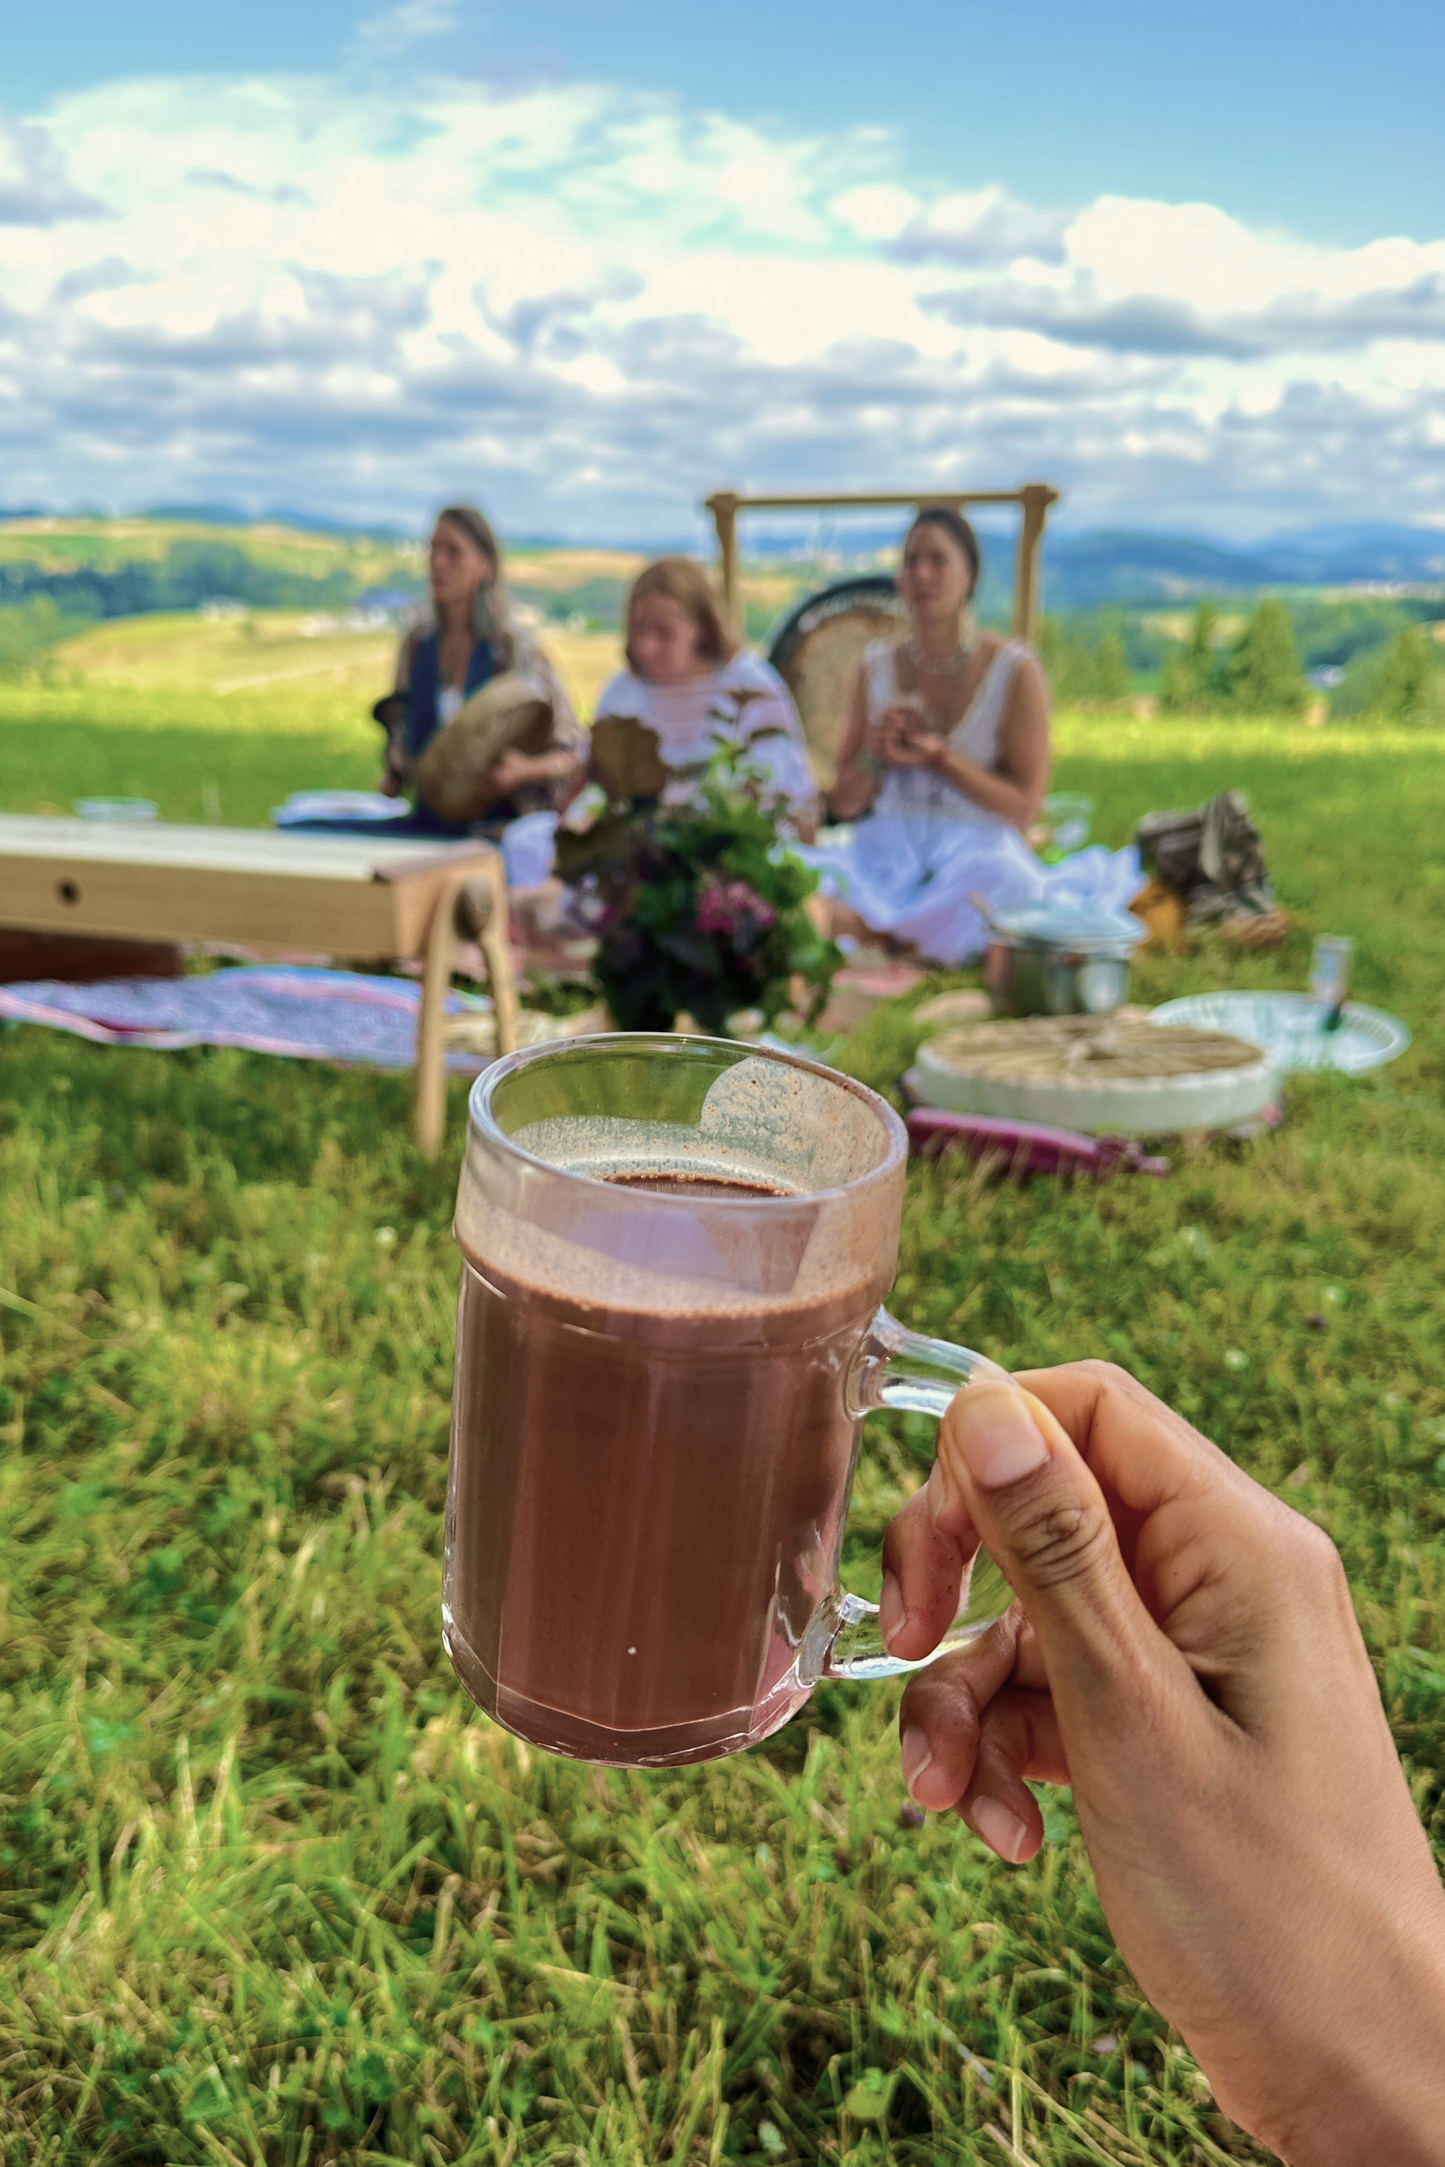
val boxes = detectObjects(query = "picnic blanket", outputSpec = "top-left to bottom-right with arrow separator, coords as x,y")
0,966 -> 495,1074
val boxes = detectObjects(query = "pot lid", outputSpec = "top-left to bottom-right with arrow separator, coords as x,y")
990,903 -> 1145,952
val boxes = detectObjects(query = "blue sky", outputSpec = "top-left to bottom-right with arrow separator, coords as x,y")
3,0 -> 1443,539
9,0 -> 1444,245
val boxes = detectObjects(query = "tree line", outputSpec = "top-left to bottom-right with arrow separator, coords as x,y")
0,540 -> 357,624
1161,599 -> 1443,724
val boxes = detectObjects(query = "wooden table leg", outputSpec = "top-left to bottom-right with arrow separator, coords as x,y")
476,854 -> 520,1059
413,853 -> 520,1156
414,870 -> 466,1157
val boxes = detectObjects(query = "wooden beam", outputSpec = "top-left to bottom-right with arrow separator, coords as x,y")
705,491 -> 743,640
1011,483 -> 1060,643
708,489 -> 1028,513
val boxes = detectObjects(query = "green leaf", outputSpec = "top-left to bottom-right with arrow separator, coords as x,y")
841,2067 -> 898,2121
588,713 -> 668,801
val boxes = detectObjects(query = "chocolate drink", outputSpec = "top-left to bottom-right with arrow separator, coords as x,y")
443,1172 -> 885,1765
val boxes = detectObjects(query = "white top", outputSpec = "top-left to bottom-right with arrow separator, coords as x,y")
594,651 -> 819,822
865,636 -> 1028,829
438,686 -> 466,729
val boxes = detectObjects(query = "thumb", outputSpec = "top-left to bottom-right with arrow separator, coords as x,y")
927,1381 -> 1168,1720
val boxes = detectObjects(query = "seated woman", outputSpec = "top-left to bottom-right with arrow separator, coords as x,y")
593,557 -> 820,835
805,507 -> 1139,964
378,503 -> 583,840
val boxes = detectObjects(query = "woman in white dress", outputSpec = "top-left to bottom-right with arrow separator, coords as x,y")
806,507 -> 1140,964
593,557 -> 820,835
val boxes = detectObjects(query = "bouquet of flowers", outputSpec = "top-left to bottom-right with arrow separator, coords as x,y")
554,706 -> 840,1035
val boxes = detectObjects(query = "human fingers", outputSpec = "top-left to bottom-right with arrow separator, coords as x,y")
956,1687 -> 1071,1863
879,1487 -> 973,1661
1013,1361 -> 1264,1526
925,1380 -> 1199,1743
1014,1363 -> 1318,1696
894,1607 -> 1029,1812
882,1478 -> 1078,1675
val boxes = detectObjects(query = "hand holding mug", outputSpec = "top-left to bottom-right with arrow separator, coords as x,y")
885,1364 -> 1445,2167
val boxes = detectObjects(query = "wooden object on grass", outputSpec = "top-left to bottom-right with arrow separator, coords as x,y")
0,815 -> 519,1156
0,929 -> 184,982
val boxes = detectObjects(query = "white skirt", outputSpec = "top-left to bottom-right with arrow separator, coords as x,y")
801,812 -> 1143,967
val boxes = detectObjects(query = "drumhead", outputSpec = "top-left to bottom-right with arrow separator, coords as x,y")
416,672 -> 555,823
768,575 -> 906,786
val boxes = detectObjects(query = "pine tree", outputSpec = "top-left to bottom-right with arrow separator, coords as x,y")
1095,630 -> 1131,702
1228,598 -> 1306,715
1375,625 -> 1433,722
1160,601 -> 1222,710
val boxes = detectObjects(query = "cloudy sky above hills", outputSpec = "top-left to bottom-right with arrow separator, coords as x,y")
3,0 -> 1444,542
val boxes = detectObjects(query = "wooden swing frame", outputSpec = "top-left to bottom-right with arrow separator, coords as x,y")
703,484 -> 1060,643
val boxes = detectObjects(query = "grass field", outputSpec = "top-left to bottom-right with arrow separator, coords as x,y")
1,681 -> 1443,2164
2,617 -> 626,825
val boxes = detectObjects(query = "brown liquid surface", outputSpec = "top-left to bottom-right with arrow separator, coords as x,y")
444,1194 -> 874,1764
603,1172 -> 793,1201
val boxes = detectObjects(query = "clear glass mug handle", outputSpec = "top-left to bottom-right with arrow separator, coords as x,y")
798,1308 -> 1017,1688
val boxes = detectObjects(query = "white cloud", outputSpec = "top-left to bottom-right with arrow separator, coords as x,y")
0,117 -> 106,226
351,0 -> 463,59
0,73 -> 1442,537
885,186 -> 1073,268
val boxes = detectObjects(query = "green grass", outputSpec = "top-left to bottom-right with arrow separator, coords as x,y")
0,685 -> 378,826
1,702 -> 1443,2163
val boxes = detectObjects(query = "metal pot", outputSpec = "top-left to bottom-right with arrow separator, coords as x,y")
983,904 -> 1144,1019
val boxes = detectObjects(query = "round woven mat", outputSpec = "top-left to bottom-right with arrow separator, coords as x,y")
928,1014 -> 1266,1085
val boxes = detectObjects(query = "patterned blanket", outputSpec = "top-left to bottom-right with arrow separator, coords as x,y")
0,966 -> 493,1073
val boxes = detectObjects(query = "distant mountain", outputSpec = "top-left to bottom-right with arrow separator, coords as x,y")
7,504 -> 1445,615
1041,522 -> 1445,609
145,503 -> 415,543
1251,522 -> 1445,586
1041,531 -> 1280,609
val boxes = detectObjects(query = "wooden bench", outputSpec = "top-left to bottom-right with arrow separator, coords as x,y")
0,815 -> 519,1155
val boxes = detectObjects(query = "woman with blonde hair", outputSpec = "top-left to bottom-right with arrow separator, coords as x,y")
376,503 -> 583,837
592,556 -> 820,834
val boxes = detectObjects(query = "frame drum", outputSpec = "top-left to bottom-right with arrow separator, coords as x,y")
768,576 -> 906,788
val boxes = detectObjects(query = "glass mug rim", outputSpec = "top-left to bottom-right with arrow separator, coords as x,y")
465,1029 -> 909,1212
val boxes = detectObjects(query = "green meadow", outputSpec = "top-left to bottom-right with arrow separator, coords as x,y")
1,673 -> 1443,2164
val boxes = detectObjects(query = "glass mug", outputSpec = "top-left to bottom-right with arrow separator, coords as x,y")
443,1033 -> 1016,1767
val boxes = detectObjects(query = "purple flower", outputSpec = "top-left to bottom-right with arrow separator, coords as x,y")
695,874 -> 776,940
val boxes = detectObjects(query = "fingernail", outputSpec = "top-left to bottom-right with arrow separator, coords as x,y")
971,1794 -> 1031,1865
878,1571 -> 904,1651
947,1384 -> 1050,1491
900,1725 -> 933,1801
901,1728 -> 959,1814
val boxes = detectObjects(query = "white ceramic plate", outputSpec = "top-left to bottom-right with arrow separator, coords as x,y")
272,791 -> 411,826
74,797 -> 159,822
1148,992 -> 1409,1076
